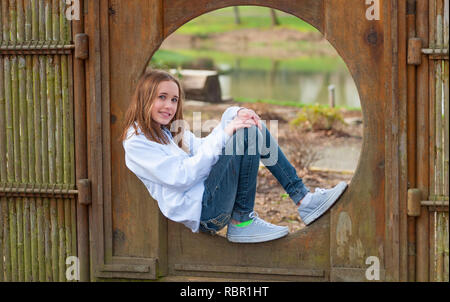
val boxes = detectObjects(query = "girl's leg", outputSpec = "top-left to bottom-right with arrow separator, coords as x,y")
230,126 -> 260,222
257,121 -> 310,205
200,127 -> 259,233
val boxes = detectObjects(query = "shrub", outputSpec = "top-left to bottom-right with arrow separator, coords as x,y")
289,104 -> 345,131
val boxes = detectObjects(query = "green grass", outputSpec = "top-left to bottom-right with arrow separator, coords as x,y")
150,49 -> 345,73
177,6 -> 318,36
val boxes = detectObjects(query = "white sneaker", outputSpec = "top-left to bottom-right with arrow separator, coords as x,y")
226,212 -> 289,243
298,181 -> 348,225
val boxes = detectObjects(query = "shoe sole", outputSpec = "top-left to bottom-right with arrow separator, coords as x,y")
227,228 -> 289,243
302,182 -> 348,226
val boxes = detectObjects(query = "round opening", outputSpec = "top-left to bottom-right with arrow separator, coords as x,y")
148,6 -> 363,237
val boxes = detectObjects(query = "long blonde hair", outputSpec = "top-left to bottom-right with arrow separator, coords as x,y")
119,69 -> 189,153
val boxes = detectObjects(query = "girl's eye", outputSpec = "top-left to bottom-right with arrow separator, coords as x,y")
171,98 -> 178,103
159,95 -> 166,100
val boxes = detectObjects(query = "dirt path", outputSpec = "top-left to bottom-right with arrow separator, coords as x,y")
182,100 -> 363,236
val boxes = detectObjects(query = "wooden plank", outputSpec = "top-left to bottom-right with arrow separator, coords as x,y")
107,0 -> 167,279
72,0 -> 89,280
86,0 -> 103,280
398,0 -> 409,281
174,263 -> 324,277
163,0 -> 324,37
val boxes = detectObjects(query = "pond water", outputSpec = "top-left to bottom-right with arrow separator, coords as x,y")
151,48 -> 361,109
218,63 -> 361,108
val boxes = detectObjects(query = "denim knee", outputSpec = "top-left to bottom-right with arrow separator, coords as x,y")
231,125 -> 262,156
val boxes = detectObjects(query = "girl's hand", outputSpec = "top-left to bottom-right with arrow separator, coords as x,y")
237,108 -> 262,130
224,116 -> 257,137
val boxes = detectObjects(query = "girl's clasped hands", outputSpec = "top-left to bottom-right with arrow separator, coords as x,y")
224,108 -> 262,137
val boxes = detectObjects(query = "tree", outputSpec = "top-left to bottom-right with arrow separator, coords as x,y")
234,6 -> 241,25
270,9 -> 280,26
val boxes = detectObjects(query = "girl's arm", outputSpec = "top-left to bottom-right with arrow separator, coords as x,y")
123,123 -> 229,192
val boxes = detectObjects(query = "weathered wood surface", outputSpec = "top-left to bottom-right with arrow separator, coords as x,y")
0,0 -> 76,282
95,0 -> 402,281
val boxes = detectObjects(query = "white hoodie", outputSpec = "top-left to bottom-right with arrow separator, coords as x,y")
123,106 -> 242,232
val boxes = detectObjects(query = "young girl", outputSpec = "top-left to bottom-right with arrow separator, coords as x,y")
120,69 -> 347,243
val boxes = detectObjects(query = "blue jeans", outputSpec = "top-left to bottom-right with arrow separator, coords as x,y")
199,122 -> 310,235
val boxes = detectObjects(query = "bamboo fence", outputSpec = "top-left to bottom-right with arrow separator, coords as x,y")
428,0 -> 449,283
0,0 -> 76,282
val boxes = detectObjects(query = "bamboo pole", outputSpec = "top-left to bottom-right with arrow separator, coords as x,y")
68,54 -> 77,274
17,54 -> 27,282
40,56 -> 48,186
435,1 -> 443,198
9,0 -> 17,43
24,54 -> 34,282
17,0 -> 25,42
52,0 -> 58,42
45,0 -> 51,41
0,56 -> 6,186
31,0 -> 38,41
62,51 -> 73,281
2,1 -> 9,43
50,198 -> 57,281
19,56 -> 28,183
16,198 -> 24,282
55,55 -> 62,186
0,0 -> 3,44
58,199 -> 65,281
39,0 -> 45,41
12,56 -> 21,185
442,0 -> 449,198
23,196 -> 31,281
33,55 -> 43,281
0,55 -> 4,283
40,53 -> 50,281
4,51 -> 15,284
30,196 -> 38,281
47,57 -> 55,185
46,54 -> 59,281
36,197 -> 44,281
2,198 -> 11,281
25,0 -> 32,41
429,211 -> 436,280
0,197 -> 4,281
27,55 -> 34,183
9,199 -> 17,281
43,197 -> 51,281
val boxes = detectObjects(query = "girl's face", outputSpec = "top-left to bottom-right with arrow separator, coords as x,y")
151,80 -> 179,126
